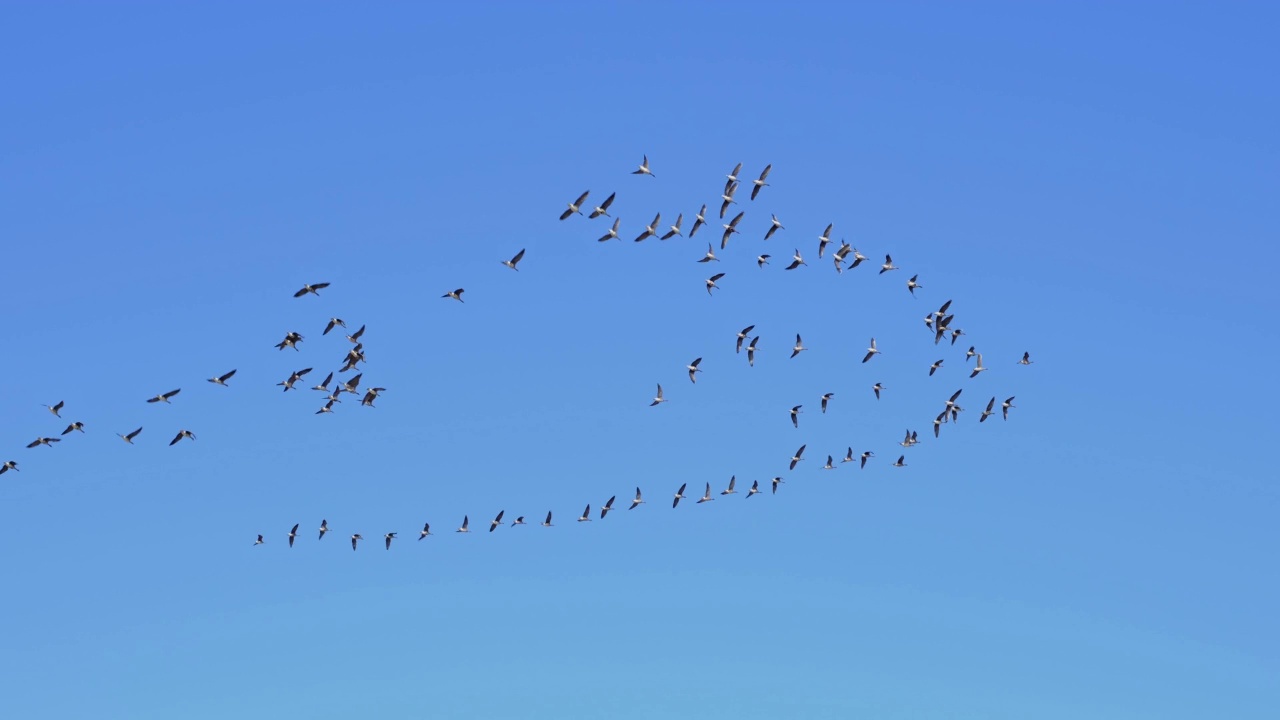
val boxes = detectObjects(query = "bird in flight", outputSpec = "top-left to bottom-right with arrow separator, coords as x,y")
146,389 -> 181,404
117,427 -> 143,444
784,248 -> 806,270
351,534 -> 363,551
726,162 -> 742,184
629,487 -> 645,510
490,511 -> 505,532
672,483 -> 688,508
879,255 -> 899,274
765,214 -> 784,241
757,254 -> 771,268
632,154 -> 655,177
511,516 -> 526,527
0,461 -> 18,475
751,164 -> 772,200
893,455 -> 907,468
589,192 -> 615,219
288,524 -> 299,548
721,476 -> 737,495
721,210 -> 744,249
456,516 -> 470,533
634,213 -> 661,242
169,429 -> 196,446
736,325 -> 755,354
929,359 -> 944,377
323,317 -> 346,335
823,455 -> 836,470
597,217 -> 621,242
600,496 -> 616,519
61,422 -> 85,435
318,519 -> 329,540
772,476 -> 784,494
697,244 -> 718,263
1002,396 -> 1016,421
861,451 -> 873,469
790,334 -> 806,358
790,405 -> 803,428
691,204 -> 708,238
577,504 -> 592,522
706,272 -> 725,296
278,368 -> 312,392
907,274 -> 923,296
502,248 -> 526,271
1018,352 -> 1034,365
207,369 -> 236,386
43,401 -> 65,418
345,324 -> 365,344
747,480 -> 761,497
442,288 -> 465,303
541,511 -> 553,527
746,336 -> 759,367
254,535 -> 264,546
980,397 -> 997,422
789,444 -> 806,470
660,214 -> 684,240
862,338 -> 881,363
696,483 -> 714,504
418,523 -> 432,540
687,357 -> 702,383
720,181 -> 738,218
821,393 -> 834,413
560,190 -> 590,220
294,282 -> 330,298
650,384 -> 667,407
312,372 -> 334,393
26,437 -> 59,449
873,382 -> 884,400
384,532 -> 396,550
970,354 -> 987,378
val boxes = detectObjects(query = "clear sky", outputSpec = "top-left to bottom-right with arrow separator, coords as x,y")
2,2 -> 1277,718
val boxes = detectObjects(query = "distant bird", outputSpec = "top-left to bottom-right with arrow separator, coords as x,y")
660,213 -> 684,240
490,510 -> 505,532
772,476 -> 784,494
351,533 -> 362,551
879,255 -> 898,274
511,516 -> 526,527
1002,396 -> 1016,421
736,325 -> 755,354
43,401 -> 65,418
345,324 -> 365,344
578,504 -> 592,522
687,357 -> 702,383
340,373 -> 363,395
632,154 -> 655,177
696,482 -> 714,504
634,212 -> 661,242
747,480 -> 761,497
970,354 -> 987,378
294,282 -> 330,298
933,413 -> 945,438
951,328 -> 965,345
315,400 -> 337,415
600,496 -> 616,519
61,422 -> 85,435
965,346 -> 977,363
597,217 -> 621,242
697,244 -> 719,263
456,515 -> 470,533
823,456 -> 836,470
720,181 -> 738,218
764,214 -> 784,241
589,192 -> 615,218
721,211 -> 744,249
1019,352 -> 1034,365
750,164 -> 772,200
629,487 -> 645,509
861,451 -> 873,469
747,336 -> 760,366
384,532 -> 396,550
789,444 -> 806,470
560,190 -> 590,220
418,523 -> 432,540
691,204 -> 708,237
312,371 -> 334,392
757,254 -> 771,268
323,317 -> 346,335
907,274 -> 922,296
207,369 -> 237,386
502,248 -> 526,271
442,288 -> 465,303
726,162 -> 743,184
892,455 -> 907,468
721,476 -> 737,495
0,461 -> 18,475
980,397 -> 997,422
841,448 -> 856,464
278,368 -> 312,392
790,334 -> 806,358
26,437 -> 59,449
847,247 -> 868,269
945,387 -> 964,413
541,511 -> 554,527
706,272 -> 725,296
146,388 -> 181,404
821,393 -> 834,413
254,535 -> 264,546
169,429 -> 196,446
873,382 -> 884,400
650,383 -> 667,407
929,359 -> 944,376
117,427 -> 142,444
288,523 -> 299,548
790,405 -> 803,428
784,248 -> 806,270
276,331 -> 303,351
862,338 -> 881,363
319,519 -> 329,540
672,483 -> 688,508
360,388 -> 384,408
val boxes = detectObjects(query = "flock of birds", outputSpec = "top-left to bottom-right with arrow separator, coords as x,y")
4,154 -> 1035,552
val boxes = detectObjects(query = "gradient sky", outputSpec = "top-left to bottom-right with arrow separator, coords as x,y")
2,2 -> 1277,718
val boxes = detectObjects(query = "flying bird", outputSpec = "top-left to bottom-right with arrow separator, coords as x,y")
790,334 -> 806,358
278,368 -> 312,392
312,372 -> 334,392
691,204 -> 708,237
821,393 -> 834,413
789,444 -> 806,470
764,214 -> 784,241
418,523 -> 432,540
784,248 -> 806,270
634,212 -> 661,242
696,483 -> 714,504
893,455 -> 907,468
442,288 -> 465,303
726,162 -> 742,184
721,210 -> 744,249
207,369 -> 237,386
1019,352 -> 1034,365
169,429 -> 196,446
706,272 -> 725,296
456,516 -> 470,533
288,524 -> 299,548
687,357 -> 702,383
345,324 -> 365,344
650,384 -> 667,406
276,331 -> 303,351
980,397 -> 997,422
736,325 -> 755,353
560,190 -> 590,220
970,354 -> 987,378
61,422 -> 85,435
385,532 -> 396,550
490,511 -> 504,532
589,192 -> 615,218
117,427 -> 143,444
747,480 -> 761,497
750,164 -> 772,200
254,535 -> 264,546
502,248 -> 526,270
541,511 -> 554,527
672,483 -> 688,508
873,382 -> 884,400
790,405 -> 802,428
0,461 -> 18,475
929,359 -> 944,377
26,437 -> 59,449
323,318 -> 346,335
578,504 -> 591,522
879,255 -> 898,274
721,476 -> 737,495
697,244 -> 719,263
146,389 -> 181,404
597,218 -> 621,242
823,456 -> 836,470
318,519 -> 329,540
660,214 -> 684,240
632,154 -> 655,177
746,336 -> 759,366
719,181 -> 738,218
511,516 -> 526,526
1002,396 -> 1016,421
43,401 -> 65,418
629,487 -> 645,510
907,274 -> 922,296
351,534 -> 362,551
861,451 -> 873,469
772,476 -> 784,494
862,338 -> 881,363
294,282 -> 330,298
600,496 -> 616,519
757,254 -> 771,268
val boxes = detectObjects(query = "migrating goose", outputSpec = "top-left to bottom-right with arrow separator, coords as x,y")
970,354 -> 987,378
847,248 -> 868,269
893,455 -> 907,467
26,437 -> 59,448
945,388 -> 964,412
632,154 -> 655,177
736,325 -> 755,354
340,373 -> 363,395
276,331 -> 303,351
1002,396 -> 1016,421
816,224 -> 833,258
764,214 -> 784,241
418,523 -> 432,540
980,397 -> 996,422
629,487 -> 645,510
456,515 -> 470,533
597,218 -> 621,242
278,368 -> 312,392
691,204 -> 708,238
950,328 -> 965,345
696,482 -> 714,503
660,213 -> 684,240
577,504 -> 592,522
490,510 -> 504,532
384,532 -> 396,550
589,191 -> 615,218
61,422 -> 85,435
790,405 -> 803,428
750,164 -> 772,200
697,244 -> 719,263
706,272 -> 725,296
502,248 -> 526,270
43,401 -> 65,418
319,519 -> 329,540
560,190 -> 590,220
207,369 -> 237,386
146,388 -> 181,404
312,372 -> 334,392
351,533 -> 362,551
862,338 -> 881,363
0,461 -> 18,475
821,393 -> 834,413
288,524 -> 299,548
842,447 -> 855,463
772,476 -> 784,494
600,496 -> 615,519
861,451 -> 873,469
293,282 -> 330,298
1018,352 -> 1034,365
442,288 -> 465,303
687,357 -> 702,383
757,254 -> 771,268
672,483 -> 688,508
726,162 -> 742,184
634,212 -> 661,242
169,429 -> 196,446
873,382 -> 884,400
721,210 -> 744,249
965,346 -> 977,363
650,384 -> 667,407
789,444 -> 806,470
721,476 -> 737,495
747,479 -> 761,497
784,248 -> 806,270
879,254 -> 898,274
907,274 -> 922,296
790,334 -> 807,358
323,317 -> 346,335
345,324 -> 365,344
541,511 -> 554,527
746,336 -> 759,366
360,388 -> 384,408
821,455 -> 836,470
929,359 -> 944,376
720,181 -> 738,218
117,427 -> 142,444
254,535 -> 264,546
933,413 -> 945,438
511,516 -> 527,527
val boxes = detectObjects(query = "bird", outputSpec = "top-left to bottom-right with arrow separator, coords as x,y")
736,325 -> 755,353
541,511 -> 554,527
418,523 -> 432,540
842,448 -> 855,464
790,334 -> 806,358
0,461 -> 18,475
632,154 -> 654,177
288,524 -> 299,548
691,204 -> 708,237
146,388 -> 181,404
970,354 -> 987,378
933,413 -> 945,438
873,382 -> 884,400
442,288 -> 465,303
746,336 -> 760,366
789,444 -> 806,470
254,535 -> 264,546
879,255 -> 898,274
560,190 -> 590,220
951,328 -> 965,345
907,274 -> 922,296
360,388 -> 384,408
861,451 -> 873,469
726,162 -> 742,184
862,338 -> 881,363
26,437 -> 59,449
276,331 -> 303,351
772,476 -> 784,494
600,496 -> 616,519
750,164 -> 772,200
351,533 -> 362,551
784,248 -> 806,270
764,214 -> 784,241
790,405 -> 803,428
650,384 -> 667,406
1019,352 -> 1034,365
720,181 -> 738,218
706,272 -> 725,296
757,254 -> 771,268
384,532 -> 396,550
589,191 -> 615,218
318,519 -> 329,540
817,224 -> 833,258
1002,396 -> 1016,421
42,401 -> 65,418
629,487 -> 645,509
929,359 -> 944,376
456,516 -> 470,533
502,248 -> 526,270
577,504 -> 591,522
117,427 -> 142,444
660,213 -> 684,240
345,324 -> 366,344
278,368 -> 312,392
340,373 -> 363,395
721,476 -> 737,495
747,480 -> 761,497
847,247 -> 868,269
893,455 -> 907,467
207,369 -> 237,386
823,455 -> 836,470
312,372 -> 334,392
293,282 -> 330,298
323,317 -> 347,335
945,388 -> 964,413
169,429 -> 196,446
511,516 -> 526,527
721,210 -> 744,249
60,422 -> 85,435
821,393 -> 834,413
687,357 -> 702,383
696,482 -> 714,503
490,510 -> 505,532
597,218 -> 621,242
965,346 -> 977,363
315,399 -> 336,415
634,212 -> 661,242
980,397 -> 996,422
672,483 -> 688,508
697,244 -> 719,263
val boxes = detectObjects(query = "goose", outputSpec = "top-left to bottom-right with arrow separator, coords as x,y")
276,331 -> 303,351
456,516 -> 470,533
690,204 -> 708,237
254,535 -> 265,546
43,401 -> 64,418
442,288 -> 465,303
757,254 -> 771,268
823,455 -> 836,470
318,519 -> 329,540
632,154 -> 655,177
879,254 -> 898,274
312,372 -> 334,392
789,444 -> 806,470
696,482 -> 714,503
61,422 -> 85,435
293,282 -> 330,298
929,359 -> 944,376
350,533 -> 362,551
720,181 -> 738,218
821,393 -> 834,413
747,336 -> 759,366
323,317 -> 346,335
672,483 -> 688,508
1002,396 -> 1016,421
1018,352 -> 1034,365
26,437 -> 59,448
589,191 -> 615,218
735,325 -> 755,354
861,451 -> 873,468
790,334 -> 806,358
907,274 -> 922,296
784,248 -> 806,270
384,532 -> 397,550
650,384 -> 667,407
278,368 -> 312,392
207,369 -> 237,386
980,397 -> 996,422
969,354 -> 987,378
560,190 -> 590,220
490,510 -> 505,532
892,455 -> 907,468
726,162 -> 742,184
747,480 -> 761,497
169,429 -> 196,446
511,516 -> 527,527
721,210 -> 744,249
146,388 -> 181,404
687,357 -> 702,383
750,164 -> 772,200
288,524 -> 299,547
862,338 -> 881,363
418,522 -> 432,540
764,214 -> 784,241
873,382 -> 884,400
0,461 -> 18,475
634,212 -> 661,242
117,427 -> 143,444
502,248 -> 526,270
345,324 -> 366,344
578,504 -> 592,522
965,346 -> 977,363
816,224 -> 832,258
541,511 -> 554,527
340,373 -> 363,395
696,244 -> 719,263
721,476 -> 737,495
772,476 -> 784,494
847,248 -> 868,269
361,388 -> 385,407
950,328 -> 965,345
790,405 -> 803,428
597,217 -> 621,242
629,487 -> 645,509
600,496 -> 616,519
706,272 -> 725,296
660,213 -> 683,240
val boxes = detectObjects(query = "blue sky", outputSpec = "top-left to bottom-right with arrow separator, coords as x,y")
1,1 -> 1277,717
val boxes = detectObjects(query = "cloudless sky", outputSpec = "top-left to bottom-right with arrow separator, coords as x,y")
2,2 -> 1277,718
